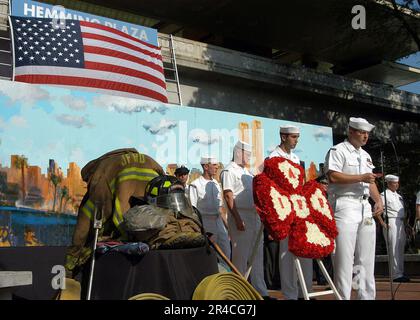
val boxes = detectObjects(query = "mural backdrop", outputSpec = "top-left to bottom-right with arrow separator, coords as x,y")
0,79 -> 333,245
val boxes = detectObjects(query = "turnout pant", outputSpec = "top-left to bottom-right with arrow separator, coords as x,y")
228,208 -> 268,296
331,197 -> 376,300
383,218 -> 406,280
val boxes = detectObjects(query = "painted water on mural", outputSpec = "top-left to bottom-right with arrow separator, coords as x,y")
0,207 -> 76,246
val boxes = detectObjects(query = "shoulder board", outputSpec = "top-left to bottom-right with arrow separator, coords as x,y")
330,148 -> 337,151
189,184 -> 197,189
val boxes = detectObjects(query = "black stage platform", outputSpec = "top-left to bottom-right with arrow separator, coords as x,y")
0,245 -> 219,300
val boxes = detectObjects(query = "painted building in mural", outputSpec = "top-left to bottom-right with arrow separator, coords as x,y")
0,79 -> 333,204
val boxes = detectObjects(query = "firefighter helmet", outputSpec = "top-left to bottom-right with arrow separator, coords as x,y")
144,175 -> 191,214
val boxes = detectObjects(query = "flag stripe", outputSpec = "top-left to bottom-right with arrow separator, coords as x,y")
79,20 -> 160,51
83,44 -> 164,73
80,25 -> 161,56
11,17 -> 168,102
15,65 -> 168,97
82,32 -> 163,63
84,61 -> 166,88
15,74 -> 168,102
84,52 -> 165,82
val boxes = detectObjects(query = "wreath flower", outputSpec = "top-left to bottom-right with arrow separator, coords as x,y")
302,180 -> 338,238
254,159 -> 338,259
253,173 -> 295,240
288,218 -> 335,259
289,194 -> 310,219
262,157 -> 304,193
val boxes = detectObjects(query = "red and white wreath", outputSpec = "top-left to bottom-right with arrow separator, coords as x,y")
262,157 -> 304,194
302,180 -> 338,238
254,156 -> 338,259
253,173 -> 295,240
288,218 -> 335,259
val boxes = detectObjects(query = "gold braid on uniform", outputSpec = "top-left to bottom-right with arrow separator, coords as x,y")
192,273 -> 263,300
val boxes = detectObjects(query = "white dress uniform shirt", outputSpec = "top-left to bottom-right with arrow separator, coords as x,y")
325,140 -> 375,198
221,161 -> 268,296
416,191 -> 420,205
221,162 -> 255,210
189,176 -> 223,215
269,146 -> 300,165
324,139 -> 376,300
189,176 -> 231,258
381,188 -> 406,279
381,189 -> 405,219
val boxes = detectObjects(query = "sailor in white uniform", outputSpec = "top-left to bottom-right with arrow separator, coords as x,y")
269,125 -> 313,300
221,140 -> 269,297
189,156 -> 231,258
381,174 -> 410,282
324,117 -> 384,300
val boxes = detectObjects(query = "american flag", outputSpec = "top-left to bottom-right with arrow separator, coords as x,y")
10,16 -> 168,103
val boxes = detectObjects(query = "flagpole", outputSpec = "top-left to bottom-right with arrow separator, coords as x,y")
8,14 -> 15,81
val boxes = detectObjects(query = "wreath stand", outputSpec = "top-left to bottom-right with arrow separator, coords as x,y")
294,256 -> 342,300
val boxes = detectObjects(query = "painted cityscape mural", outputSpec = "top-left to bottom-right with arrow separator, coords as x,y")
0,79 -> 333,246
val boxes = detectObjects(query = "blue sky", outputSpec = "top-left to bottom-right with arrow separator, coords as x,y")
398,52 -> 420,93
0,80 -> 332,174
396,0 -> 420,94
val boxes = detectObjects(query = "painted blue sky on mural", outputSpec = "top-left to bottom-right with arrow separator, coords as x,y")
0,80 -> 333,173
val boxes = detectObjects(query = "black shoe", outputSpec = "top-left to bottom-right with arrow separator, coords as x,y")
393,276 -> 410,283
263,296 -> 278,300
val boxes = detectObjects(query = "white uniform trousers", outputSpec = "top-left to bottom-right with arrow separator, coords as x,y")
332,198 -> 376,300
202,214 -> 231,259
383,218 -> 406,279
228,208 -> 268,296
279,237 -> 313,300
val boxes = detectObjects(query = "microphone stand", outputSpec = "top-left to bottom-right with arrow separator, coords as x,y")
380,149 -> 395,300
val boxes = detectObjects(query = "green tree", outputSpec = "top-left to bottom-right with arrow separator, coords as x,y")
59,186 -> 71,213
13,155 -> 28,202
49,173 -> 62,212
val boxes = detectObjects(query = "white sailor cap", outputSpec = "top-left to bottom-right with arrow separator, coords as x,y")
280,125 -> 300,134
200,155 -> 218,164
234,140 -> 252,152
348,117 -> 375,132
385,174 -> 399,182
